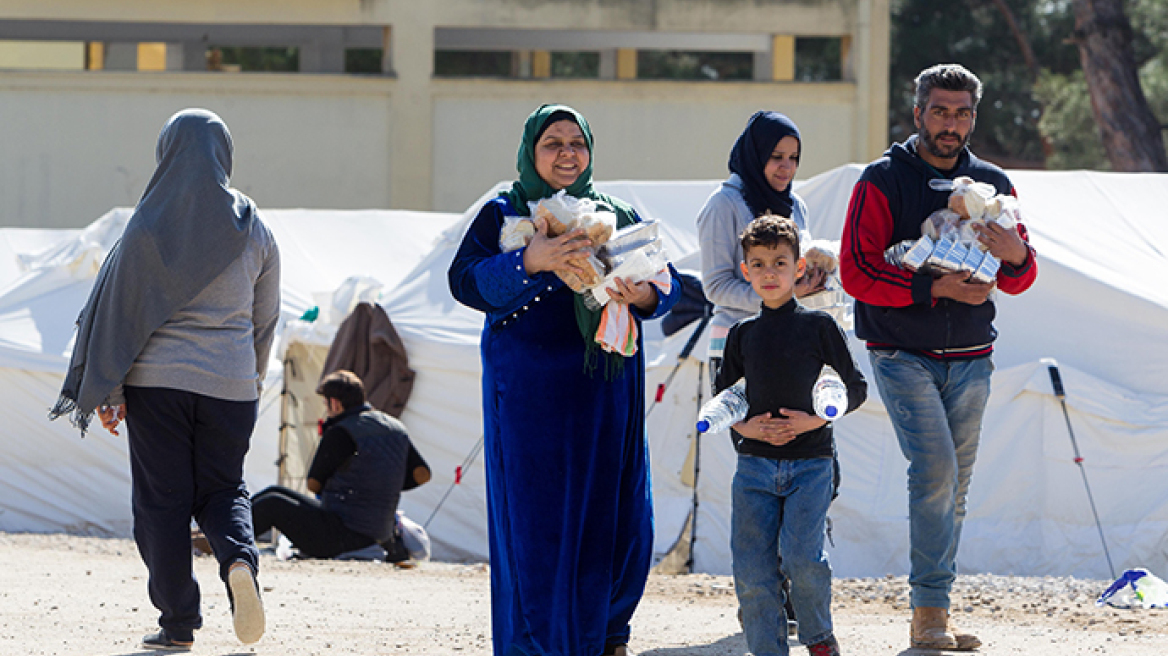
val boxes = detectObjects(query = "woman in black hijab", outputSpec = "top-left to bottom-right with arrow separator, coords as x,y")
695,110 -> 826,377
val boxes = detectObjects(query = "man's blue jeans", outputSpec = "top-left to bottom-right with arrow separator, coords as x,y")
869,350 -> 992,609
732,454 -> 834,656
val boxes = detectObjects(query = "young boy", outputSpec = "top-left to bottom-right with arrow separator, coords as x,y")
716,215 -> 867,656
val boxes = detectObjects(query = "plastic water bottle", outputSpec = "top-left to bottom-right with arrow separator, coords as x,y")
696,378 -> 748,434
813,365 -> 848,422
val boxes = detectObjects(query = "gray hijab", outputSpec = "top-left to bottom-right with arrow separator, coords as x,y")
50,108 -> 257,433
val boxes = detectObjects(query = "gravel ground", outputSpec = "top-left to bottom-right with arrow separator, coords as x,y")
1,532 -> 1164,655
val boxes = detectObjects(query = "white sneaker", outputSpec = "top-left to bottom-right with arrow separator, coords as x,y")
228,563 -> 265,644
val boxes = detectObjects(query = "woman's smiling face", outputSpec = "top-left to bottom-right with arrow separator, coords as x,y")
534,119 -> 590,190
763,135 -> 800,193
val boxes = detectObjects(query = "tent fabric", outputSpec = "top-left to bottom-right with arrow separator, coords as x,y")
3,168 -> 1167,581
376,168 -> 1168,578
0,207 -> 460,536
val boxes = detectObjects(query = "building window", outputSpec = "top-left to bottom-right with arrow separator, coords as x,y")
212,47 -> 299,72
434,50 -> 512,77
345,48 -> 384,74
795,37 -> 843,82
636,51 -> 753,81
551,52 -> 599,78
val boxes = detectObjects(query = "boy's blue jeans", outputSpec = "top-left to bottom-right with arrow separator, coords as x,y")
869,349 -> 992,610
732,454 -> 834,656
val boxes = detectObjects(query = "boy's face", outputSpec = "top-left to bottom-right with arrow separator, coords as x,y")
740,241 -> 805,309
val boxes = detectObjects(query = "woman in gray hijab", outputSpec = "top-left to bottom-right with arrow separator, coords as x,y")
51,108 -> 280,650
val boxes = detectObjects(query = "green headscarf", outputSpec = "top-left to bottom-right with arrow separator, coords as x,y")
501,104 -> 638,376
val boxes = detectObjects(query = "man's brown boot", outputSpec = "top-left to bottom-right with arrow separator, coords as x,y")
910,606 -> 957,649
947,612 -> 982,651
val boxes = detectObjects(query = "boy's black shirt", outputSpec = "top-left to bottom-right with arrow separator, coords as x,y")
715,298 -> 868,460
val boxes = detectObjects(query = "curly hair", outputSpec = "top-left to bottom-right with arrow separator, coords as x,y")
740,213 -> 800,260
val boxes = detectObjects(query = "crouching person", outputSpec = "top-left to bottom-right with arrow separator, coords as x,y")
252,370 -> 430,562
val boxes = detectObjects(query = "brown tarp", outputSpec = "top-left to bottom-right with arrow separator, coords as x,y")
320,301 -> 416,417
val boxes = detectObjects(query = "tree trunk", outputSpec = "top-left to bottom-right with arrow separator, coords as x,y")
1072,0 -> 1168,171
987,0 -> 1040,79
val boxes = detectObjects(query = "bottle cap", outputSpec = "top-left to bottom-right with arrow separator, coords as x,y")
696,420 -> 710,433
825,406 -> 839,419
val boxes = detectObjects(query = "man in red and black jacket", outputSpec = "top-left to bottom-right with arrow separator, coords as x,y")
840,63 -> 1037,652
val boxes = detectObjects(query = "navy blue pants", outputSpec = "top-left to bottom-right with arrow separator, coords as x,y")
124,386 -> 260,640
251,485 -> 374,558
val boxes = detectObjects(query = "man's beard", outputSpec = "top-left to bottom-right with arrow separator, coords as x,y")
919,125 -> 971,160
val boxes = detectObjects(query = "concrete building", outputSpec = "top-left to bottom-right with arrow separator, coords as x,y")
0,1 -> 889,228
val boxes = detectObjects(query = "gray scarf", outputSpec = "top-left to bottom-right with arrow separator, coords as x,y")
50,108 -> 257,434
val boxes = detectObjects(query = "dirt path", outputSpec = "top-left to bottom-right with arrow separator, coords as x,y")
1,533 -> 1163,655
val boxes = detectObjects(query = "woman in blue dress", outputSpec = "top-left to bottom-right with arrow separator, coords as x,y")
448,104 -> 681,656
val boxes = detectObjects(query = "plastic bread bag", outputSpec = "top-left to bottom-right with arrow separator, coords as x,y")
499,216 -> 536,252
529,190 -> 597,236
921,208 -> 962,241
585,240 -> 669,309
802,238 -> 839,275
885,237 -> 936,273
528,191 -> 617,245
884,240 -> 914,267
929,176 -> 997,220
576,210 -> 617,246
557,252 -> 609,294
988,194 -> 1020,231
957,219 -> 986,249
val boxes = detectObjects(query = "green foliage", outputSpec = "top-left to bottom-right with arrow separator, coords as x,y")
551,52 -> 600,78
1034,70 -> 1106,169
215,47 -> 298,72
1032,0 -> 1168,169
891,0 -> 1077,166
891,0 -> 1168,169
795,38 -> 842,82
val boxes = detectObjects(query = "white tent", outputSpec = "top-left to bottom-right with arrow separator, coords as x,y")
379,168 -> 1168,578
0,207 -> 460,536
3,167 -> 1166,581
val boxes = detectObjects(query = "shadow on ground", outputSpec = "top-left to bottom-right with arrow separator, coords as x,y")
640,632 -> 748,656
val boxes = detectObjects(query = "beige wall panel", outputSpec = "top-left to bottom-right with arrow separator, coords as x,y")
435,0 -> 850,32
2,1 -> 377,24
7,0 -> 850,32
431,81 -> 857,214
0,73 -> 392,228
0,41 -> 85,70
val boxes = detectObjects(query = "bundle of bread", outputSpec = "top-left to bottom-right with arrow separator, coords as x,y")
497,190 -> 617,292
884,176 -> 1020,284
801,238 -> 840,292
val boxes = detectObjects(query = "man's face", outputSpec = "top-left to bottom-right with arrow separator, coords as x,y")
914,88 -> 976,162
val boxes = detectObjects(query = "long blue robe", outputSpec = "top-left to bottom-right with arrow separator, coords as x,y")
448,197 -> 681,656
